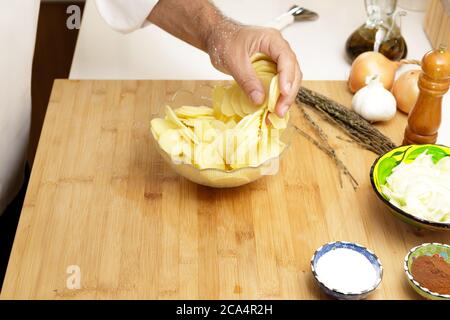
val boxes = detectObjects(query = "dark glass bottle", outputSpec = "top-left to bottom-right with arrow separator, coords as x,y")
345,0 -> 408,62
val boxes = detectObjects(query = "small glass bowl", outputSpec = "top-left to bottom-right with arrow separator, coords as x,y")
150,83 -> 292,188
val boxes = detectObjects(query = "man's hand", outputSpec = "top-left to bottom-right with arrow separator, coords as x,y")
148,0 -> 302,117
206,21 -> 302,117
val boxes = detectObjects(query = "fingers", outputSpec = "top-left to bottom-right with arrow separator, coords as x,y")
258,29 -> 302,117
261,30 -> 297,93
275,59 -> 302,117
215,27 -> 301,113
229,54 -> 266,105
277,52 -> 296,96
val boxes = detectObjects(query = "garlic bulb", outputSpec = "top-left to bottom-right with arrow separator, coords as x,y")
352,75 -> 397,122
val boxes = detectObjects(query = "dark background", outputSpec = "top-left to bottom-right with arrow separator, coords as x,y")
30,0 -> 86,165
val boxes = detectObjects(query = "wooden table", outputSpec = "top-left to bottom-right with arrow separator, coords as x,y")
1,80 -> 449,299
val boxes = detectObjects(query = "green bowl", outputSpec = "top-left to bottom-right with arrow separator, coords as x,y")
404,243 -> 450,300
370,144 -> 450,231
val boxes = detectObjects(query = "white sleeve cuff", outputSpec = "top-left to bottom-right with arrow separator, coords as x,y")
95,0 -> 157,34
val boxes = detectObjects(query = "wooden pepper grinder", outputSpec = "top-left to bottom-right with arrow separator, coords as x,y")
403,46 -> 450,145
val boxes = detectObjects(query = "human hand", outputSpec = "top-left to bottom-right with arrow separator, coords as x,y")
206,20 -> 302,117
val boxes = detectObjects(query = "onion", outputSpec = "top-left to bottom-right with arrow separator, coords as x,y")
392,70 -> 420,114
348,52 -> 400,93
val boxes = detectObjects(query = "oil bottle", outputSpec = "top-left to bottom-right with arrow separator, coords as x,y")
346,0 -> 408,62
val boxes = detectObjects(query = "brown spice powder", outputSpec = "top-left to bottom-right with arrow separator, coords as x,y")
411,254 -> 450,295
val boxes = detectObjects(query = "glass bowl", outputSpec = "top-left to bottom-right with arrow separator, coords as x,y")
150,83 -> 292,188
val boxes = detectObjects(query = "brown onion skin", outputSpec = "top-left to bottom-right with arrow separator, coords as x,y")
392,70 -> 420,114
348,52 -> 399,93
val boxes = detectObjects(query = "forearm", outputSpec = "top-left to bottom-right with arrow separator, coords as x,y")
148,0 -> 301,113
148,0 -> 230,52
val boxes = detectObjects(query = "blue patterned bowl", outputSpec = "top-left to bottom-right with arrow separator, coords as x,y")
311,241 -> 383,300
404,243 -> 450,300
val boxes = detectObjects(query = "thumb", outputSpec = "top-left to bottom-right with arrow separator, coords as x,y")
230,60 -> 265,105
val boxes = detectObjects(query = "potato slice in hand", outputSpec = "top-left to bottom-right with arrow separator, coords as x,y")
267,112 -> 288,130
230,85 -> 246,118
252,60 -> 277,75
219,87 -> 236,117
239,91 -> 259,115
240,75 -> 272,114
267,75 -> 280,113
213,86 -> 226,116
250,53 -> 273,64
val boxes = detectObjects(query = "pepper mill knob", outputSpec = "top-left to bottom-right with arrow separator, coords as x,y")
403,46 -> 450,145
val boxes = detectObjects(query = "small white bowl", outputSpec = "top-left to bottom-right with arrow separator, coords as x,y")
311,241 -> 383,300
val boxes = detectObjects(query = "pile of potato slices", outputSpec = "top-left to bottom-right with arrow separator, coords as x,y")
150,53 -> 289,171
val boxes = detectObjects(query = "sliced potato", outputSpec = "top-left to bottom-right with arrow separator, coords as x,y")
257,71 -> 277,78
237,74 -> 272,114
193,142 -> 225,170
211,119 -> 227,131
235,108 -> 263,131
180,118 -> 198,127
259,136 -> 285,164
226,119 -> 237,129
217,130 -> 238,165
175,106 -> 214,118
253,60 -> 277,75
240,93 -> 261,115
152,52 -> 288,179
150,127 -> 158,140
220,87 -> 235,117
212,86 -> 225,116
158,129 -> 184,156
150,118 -> 177,138
250,53 -> 273,64
194,120 -> 217,143
165,105 -> 200,144
180,117 -> 214,128
267,75 -> 280,113
267,111 -> 289,129
172,140 -> 194,165
230,85 -> 246,118
261,106 -> 270,130
230,135 -> 260,169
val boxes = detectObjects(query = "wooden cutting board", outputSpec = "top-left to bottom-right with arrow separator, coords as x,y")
1,80 -> 449,299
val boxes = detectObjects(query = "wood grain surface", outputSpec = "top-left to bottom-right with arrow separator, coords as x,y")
424,0 -> 450,50
1,80 -> 449,299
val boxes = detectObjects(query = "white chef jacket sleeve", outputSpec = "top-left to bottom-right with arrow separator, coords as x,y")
95,0 -> 158,33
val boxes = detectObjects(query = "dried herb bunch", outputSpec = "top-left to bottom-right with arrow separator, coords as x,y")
293,86 -> 397,189
297,87 -> 397,156
293,109 -> 359,189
